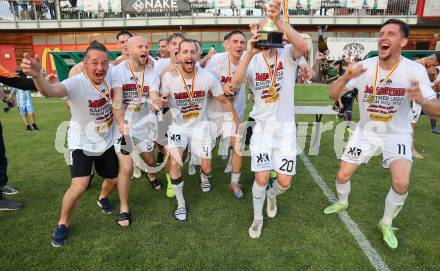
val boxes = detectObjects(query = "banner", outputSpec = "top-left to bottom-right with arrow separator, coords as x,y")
326,37 -> 379,60
33,46 -> 61,74
344,0 -> 363,9
189,1 -> 211,9
121,0 -> 191,13
77,0 -> 122,12
421,0 -> 440,17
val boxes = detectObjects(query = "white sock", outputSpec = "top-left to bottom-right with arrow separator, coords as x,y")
200,172 -> 211,183
336,179 -> 350,205
231,172 -> 240,185
267,180 -> 289,198
252,181 -> 266,221
382,187 -> 408,226
172,181 -> 185,209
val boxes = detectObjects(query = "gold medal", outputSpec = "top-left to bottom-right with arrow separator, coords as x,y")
269,85 -> 277,97
179,71 -> 197,114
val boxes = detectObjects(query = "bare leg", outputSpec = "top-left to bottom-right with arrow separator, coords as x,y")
116,153 -> 132,227
99,178 -> 117,199
58,176 -> 90,226
29,112 -> 36,124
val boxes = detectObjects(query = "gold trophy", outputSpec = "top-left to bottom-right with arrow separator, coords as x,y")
255,2 -> 284,49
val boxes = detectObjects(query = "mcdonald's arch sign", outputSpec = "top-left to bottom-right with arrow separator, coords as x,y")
32,46 -> 60,74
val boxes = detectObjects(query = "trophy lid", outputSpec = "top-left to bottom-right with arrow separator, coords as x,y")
259,18 -> 279,32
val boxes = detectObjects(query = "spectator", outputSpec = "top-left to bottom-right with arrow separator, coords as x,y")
19,0 -> 30,20
319,56 -> 330,84
416,53 -> 440,134
334,55 -> 348,77
32,0 -> 43,20
8,86 -> 39,132
46,0 -> 56,19
0,64 -> 38,211
8,0 -> 19,19
157,38 -> 170,59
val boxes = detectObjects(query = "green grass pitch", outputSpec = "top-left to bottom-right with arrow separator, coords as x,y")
0,85 -> 438,270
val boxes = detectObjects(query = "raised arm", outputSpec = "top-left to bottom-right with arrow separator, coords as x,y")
20,53 -> 67,97
329,63 -> 366,101
199,49 -> 216,68
230,35 -> 261,89
269,0 -> 308,59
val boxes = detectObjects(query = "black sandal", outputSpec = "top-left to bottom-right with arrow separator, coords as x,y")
116,212 -> 131,227
149,178 -> 162,191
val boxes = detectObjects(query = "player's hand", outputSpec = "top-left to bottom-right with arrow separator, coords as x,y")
46,73 -> 58,84
433,80 -> 440,92
338,101 -> 344,109
249,23 -> 258,36
407,80 -> 426,105
223,83 -> 235,96
342,63 -> 367,82
315,51 -> 326,61
266,0 -> 281,24
207,48 -> 216,58
151,96 -> 162,111
247,34 -> 263,56
20,53 -> 42,78
299,63 -> 311,81
118,121 -> 130,136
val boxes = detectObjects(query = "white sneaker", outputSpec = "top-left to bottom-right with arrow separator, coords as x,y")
266,193 -> 277,218
132,165 -> 141,179
248,219 -> 263,239
173,207 -> 187,221
200,179 -> 211,192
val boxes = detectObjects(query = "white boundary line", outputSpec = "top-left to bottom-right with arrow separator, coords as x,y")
299,153 -> 391,271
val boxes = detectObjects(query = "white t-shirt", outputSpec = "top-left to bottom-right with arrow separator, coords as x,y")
62,72 -> 114,153
246,44 -> 299,133
111,60 -> 160,137
160,66 -> 223,129
347,56 -> 437,134
155,58 -> 171,75
205,52 -> 246,120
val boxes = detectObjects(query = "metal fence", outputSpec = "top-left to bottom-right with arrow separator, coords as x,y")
0,0 -> 418,22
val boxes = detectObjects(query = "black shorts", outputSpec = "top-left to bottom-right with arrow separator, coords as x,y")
69,146 -> 119,179
341,98 -> 353,112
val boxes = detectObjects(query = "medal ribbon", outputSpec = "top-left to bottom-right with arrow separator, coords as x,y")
372,58 -> 400,98
179,71 -> 196,105
127,61 -> 145,106
262,50 -> 279,90
83,72 -> 111,103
